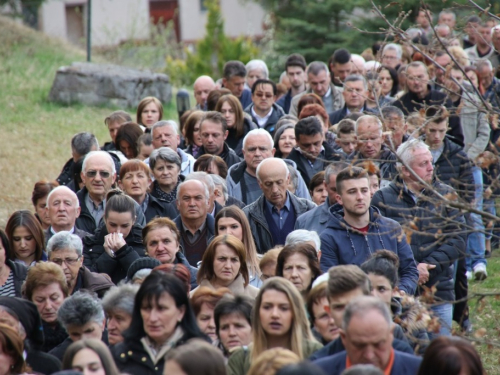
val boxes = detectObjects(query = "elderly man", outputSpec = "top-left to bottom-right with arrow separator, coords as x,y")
372,138 -> 466,336
489,25 -> 500,69
465,21 -> 494,63
174,180 -> 215,266
47,231 -> 114,298
296,162 -> 348,233
320,167 -> 418,295
44,186 -> 89,245
243,158 -> 315,254
348,115 -> 398,188
381,43 -> 403,70
290,61 -> 345,116
393,62 -> 464,146
222,61 -> 252,108
314,296 -> 422,375
381,106 -> 408,150
227,129 -> 311,205
150,120 -> 195,176
193,75 -> 216,111
195,111 -> 241,168
329,75 -> 373,125
185,171 -> 221,217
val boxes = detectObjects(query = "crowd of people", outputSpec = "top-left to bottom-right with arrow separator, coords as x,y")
2,6 -> 500,375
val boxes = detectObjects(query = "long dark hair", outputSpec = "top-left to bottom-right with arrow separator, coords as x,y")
5,210 -> 45,262
123,271 -> 206,342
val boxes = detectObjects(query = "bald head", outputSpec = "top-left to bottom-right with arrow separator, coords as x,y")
194,76 -> 216,108
46,186 -> 81,232
256,158 -> 290,209
176,179 -> 209,222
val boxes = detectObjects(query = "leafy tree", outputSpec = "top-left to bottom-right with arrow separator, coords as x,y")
1,0 -> 45,27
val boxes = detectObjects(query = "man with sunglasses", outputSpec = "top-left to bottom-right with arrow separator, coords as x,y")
244,79 -> 285,136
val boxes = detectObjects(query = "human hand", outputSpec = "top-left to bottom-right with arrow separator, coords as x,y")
104,233 -> 126,254
417,263 -> 436,285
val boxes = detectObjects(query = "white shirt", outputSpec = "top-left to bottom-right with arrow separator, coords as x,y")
251,106 -> 274,128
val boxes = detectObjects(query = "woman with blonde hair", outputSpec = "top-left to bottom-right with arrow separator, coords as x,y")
227,278 -> 322,375
136,96 -> 163,130
247,348 -> 300,375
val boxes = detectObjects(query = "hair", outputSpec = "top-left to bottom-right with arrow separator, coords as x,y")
62,339 -> 120,375
58,291 -> 105,329
247,348 -> 301,375
166,339 -> 227,375
207,89 -> 231,111
335,167 -> 369,195
104,189 -> 136,222
176,180 -> 209,205
341,365 -> 384,375
252,278 -> 314,362
82,150 -> 116,174
197,235 -> 249,286
299,104 -> 329,128
259,248 -> 282,275
119,159 -> 151,182
327,265 -> 372,297
242,128 -> 274,150
142,217 -> 180,247
331,48 -> 351,65
425,105 -> 449,124
47,231 -> 83,258
23,261 -> 69,300
104,110 -> 132,127
154,263 -> 192,293
136,97 -> 163,126
276,116 -> 298,131
223,61 -> 246,79
246,59 -> 269,79
185,171 -> 215,197
342,296 -> 392,331
0,324 -> 26,373
378,66 -> 399,97
0,229 -> 11,261
396,138 -> 429,170
194,154 -> 228,179
295,116 -> 324,140
151,119 -> 179,137
354,115 -> 382,135
200,111 -> 228,133
31,180 -> 59,207
273,124 -> 295,158
417,336 -> 485,375
285,230 -> 321,253
71,132 -> 99,157
307,61 -> 329,76
309,171 -> 325,195
102,284 -> 139,316
210,174 -> 228,201
381,105 -> 404,123
115,122 -> 144,158
287,164 -> 299,193
215,94 -> 245,138
306,282 -> 328,325
251,79 -> 277,95
360,250 -> 399,289
180,110 -> 194,135
344,74 -> 367,90
276,243 -> 321,293
5,210 -> 45,262
214,294 -> 253,336
190,286 -> 231,317
324,162 -> 349,187
215,206 -> 260,277
405,61 -> 429,76
297,94 -> 324,116
285,53 -> 307,71
124,271 -> 205,341
337,119 -> 355,134
149,147 -> 182,174
183,111 -> 205,146
276,362 -> 328,375
383,43 -> 402,59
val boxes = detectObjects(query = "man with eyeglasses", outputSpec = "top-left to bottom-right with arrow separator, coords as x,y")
47,231 -> 114,297
195,111 -> 241,168
44,186 -> 89,245
245,79 -> 285,136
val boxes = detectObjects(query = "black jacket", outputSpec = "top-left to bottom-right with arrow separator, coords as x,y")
348,145 -> 398,183
144,193 -> 179,223
44,227 -> 90,246
83,224 -> 146,284
226,117 -> 257,157
393,86 -> 464,147
174,215 -> 215,266
26,350 -> 61,374
328,104 -> 376,125
244,102 -> 285,136
195,143 -> 242,169
371,177 -> 466,301
276,89 -> 293,114
6,260 -> 27,298
287,142 -> 344,186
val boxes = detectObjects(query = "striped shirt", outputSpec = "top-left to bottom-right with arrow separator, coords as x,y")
0,272 -> 16,297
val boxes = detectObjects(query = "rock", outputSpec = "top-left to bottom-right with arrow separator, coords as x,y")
48,62 -> 171,108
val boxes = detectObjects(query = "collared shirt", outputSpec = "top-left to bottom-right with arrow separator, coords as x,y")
50,226 -> 75,235
85,193 -> 105,225
323,86 -> 332,98
182,220 -> 207,244
265,193 -> 291,230
251,106 -> 274,128
403,180 -> 424,204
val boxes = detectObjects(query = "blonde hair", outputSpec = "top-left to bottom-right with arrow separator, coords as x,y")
247,348 -> 300,375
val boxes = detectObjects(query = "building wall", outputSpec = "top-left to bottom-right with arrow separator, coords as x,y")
178,0 -> 265,43
39,0 -> 150,46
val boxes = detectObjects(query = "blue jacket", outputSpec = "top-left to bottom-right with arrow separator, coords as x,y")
295,197 -> 333,233
276,89 -> 293,114
314,350 -> 422,375
319,205 -> 418,295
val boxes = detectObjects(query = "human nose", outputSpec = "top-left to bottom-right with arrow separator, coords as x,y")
271,306 -> 280,317
228,325 -> 237,336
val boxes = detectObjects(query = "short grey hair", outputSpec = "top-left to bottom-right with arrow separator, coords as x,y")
439,9 -> 456,21
176,179 -> 209,204
71,132 -> 99,157
354,115 -> 383,135
307,61 -> 329,76
242,128 -> 274,150
58,291 -> 105,329
344,74 -> 367,90
47,186 -> 80,208
476,59 -> 493,72
185,171 -> 215,195
287,164 -> 299,192
279,71 -> 288,84
383,43 -> 403,59
256,158 -> 289,182
151,120 -> 179,136
82,151 -> 116,174
285,230 -> 321,253
102,284 -> 139,316
342,296 -> 392,331
396,137 -> 429,169
47,231 -> 83,258
149,147 -> 181,170
210,174 -> 228,201
245,59 -> 269,79
325,162 -> 349,185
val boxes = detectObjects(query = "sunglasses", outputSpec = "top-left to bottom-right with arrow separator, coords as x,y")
85,170 -> 111,178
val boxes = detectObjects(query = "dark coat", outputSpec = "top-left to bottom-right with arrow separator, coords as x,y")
328,104 -> 376,125
295,197 -> 333,233
6,259 -> 27,298
26,350 -> 61,375
41,321 -> 68,353
243,193 -> 316,254
276,89 -> 293,114
48,337 -> 73,361
319,205 -> 418,295
313,350 -> 422,375
244,102 -> 285,136
83,224 -> 146,284
144,193 -> 179,222
57,153 -> 122,188
195,143 -> 242,169
73,266 -> 115,298
174,251 -> 199,290
348,145 -> 398,184
393,86 -> 464,147
226,117 -> 257,157
287,141 -> 344,186
44,227 -> 90,246
371,177 -> 466,301
173,215 -> 215,266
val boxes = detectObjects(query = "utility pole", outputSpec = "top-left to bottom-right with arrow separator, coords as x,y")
86,0 -> 92,62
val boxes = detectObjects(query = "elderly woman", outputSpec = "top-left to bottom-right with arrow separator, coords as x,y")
102,284 -> 139,346
0,229 -> 26,297
31,180 -> 59,231
191,286 -> 231,343
192,235 -> 259,299
149,147 -> 184,204
142,217 -> 199,290
274,123 -> 296,159
112,271 -> 207,375
245,60 -> 269,90
24,261 -> 69,352
306,282 -> 339,345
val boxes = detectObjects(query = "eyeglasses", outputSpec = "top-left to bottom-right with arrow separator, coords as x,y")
255,93 -> 274,99
85,170 -> 111,178
51,257 -> 81,266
